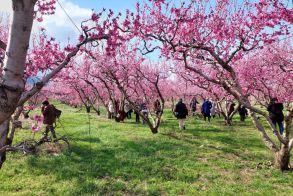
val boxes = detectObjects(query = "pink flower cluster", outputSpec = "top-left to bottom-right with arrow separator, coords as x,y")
30,115 -> 43,133
31,115 -> 43,122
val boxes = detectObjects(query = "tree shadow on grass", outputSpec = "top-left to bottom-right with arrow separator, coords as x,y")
71,136 -> 101,143
160,120 -> 269,165
26,138 -> 194,195
160,132 -> 201,146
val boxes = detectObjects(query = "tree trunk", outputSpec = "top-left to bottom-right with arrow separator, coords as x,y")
9,106 -> 24,142
0,0 -> 35,169
0,120 -> 10,169
92,106 -> 100,116
275,144 -> 290,171
225,116 -> 232,126
151,127 -> 158,134
86,106 -> 91,113
0,1 -> 35,123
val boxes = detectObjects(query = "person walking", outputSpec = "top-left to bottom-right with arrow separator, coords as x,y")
108,100 -> 114,119
134,100 -> 140,123
135,110 -> 140,123
267,98 -> 284,135
238,105 -> 248,122
124,101 -> 132,119
41,100 -> 57,141
201,99 -> 212,122
210,100 -> 217,118
140,101 -> 148,124
174,98 -> 188,130
190,97 -> 199,117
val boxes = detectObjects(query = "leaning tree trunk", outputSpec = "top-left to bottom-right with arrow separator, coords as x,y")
91,105 -> 100,116
247,101 -> 293,171
0,0 -> 35,169
225,116 -> 233,126
275,144 -> 290,171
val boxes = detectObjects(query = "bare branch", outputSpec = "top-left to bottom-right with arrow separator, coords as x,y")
0,40 -> 6,51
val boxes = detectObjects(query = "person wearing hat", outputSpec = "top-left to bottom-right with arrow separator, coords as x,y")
41,100 -> 57,140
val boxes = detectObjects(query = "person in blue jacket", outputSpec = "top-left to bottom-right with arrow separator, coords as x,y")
201,99 -> 212,122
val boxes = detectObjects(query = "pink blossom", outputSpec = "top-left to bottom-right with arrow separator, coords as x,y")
31,124 -> 42,133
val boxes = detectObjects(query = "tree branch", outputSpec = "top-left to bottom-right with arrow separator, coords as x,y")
0,40 -> 6,51
250,112 -> 279,153
289,138 -> 293,152
18,33 -> 109,106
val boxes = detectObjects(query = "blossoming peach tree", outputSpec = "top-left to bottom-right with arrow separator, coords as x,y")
128,0 -> 293,170
0,0 -> 292,171
0,0 -> 131,168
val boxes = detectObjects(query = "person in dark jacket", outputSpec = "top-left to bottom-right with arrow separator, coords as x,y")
174,98 -> 188,130
190,97 -> 199,117
41,100 -> 57,140
267,98 -> 284,135
238,105 -> 248,122
134,100 -> 140,123
135,110 -> 140,123
201,99 -> 212,122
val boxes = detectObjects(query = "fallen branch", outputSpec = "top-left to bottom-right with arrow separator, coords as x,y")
0,136 -> 69,155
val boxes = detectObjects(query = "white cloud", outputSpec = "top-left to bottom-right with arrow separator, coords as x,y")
40,0 -> 92,41
0,0 -> 12,14
0,0 -> 92,44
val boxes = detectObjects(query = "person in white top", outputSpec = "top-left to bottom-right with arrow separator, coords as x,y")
210,100 -> 217,118
108,100 -> 114,119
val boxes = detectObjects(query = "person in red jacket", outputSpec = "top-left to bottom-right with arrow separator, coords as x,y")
41,100 -> 57,140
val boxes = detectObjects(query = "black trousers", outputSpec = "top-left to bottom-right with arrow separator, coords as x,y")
135,113 -> 140,123
44,125 -> 57,139
204,114 -> 211,122
240,115 -> 245,121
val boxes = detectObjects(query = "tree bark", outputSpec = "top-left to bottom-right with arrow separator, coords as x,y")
0,0 -> 35,169
225,117 -> 233,126
250,112 -> 279,153
0,0 -> 35,123
8,105 -> 24,142
91,105 -> 100,116
275,144 -> 290,171
0,120 -> 10,169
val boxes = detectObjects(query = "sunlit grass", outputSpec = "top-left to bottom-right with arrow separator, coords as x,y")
0,102 -> 292,195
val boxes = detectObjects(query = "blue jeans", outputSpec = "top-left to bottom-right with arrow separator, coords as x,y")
272,120 -> 284,135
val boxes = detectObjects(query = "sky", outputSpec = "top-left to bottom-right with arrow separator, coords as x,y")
0,0 -> 138,43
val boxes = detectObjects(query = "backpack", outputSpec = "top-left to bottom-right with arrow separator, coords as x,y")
52,105 -> 62,118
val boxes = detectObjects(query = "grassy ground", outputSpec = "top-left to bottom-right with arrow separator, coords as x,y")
0,103 -> 292,195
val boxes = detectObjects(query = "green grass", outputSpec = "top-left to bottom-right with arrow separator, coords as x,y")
0,103 -> 292,195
